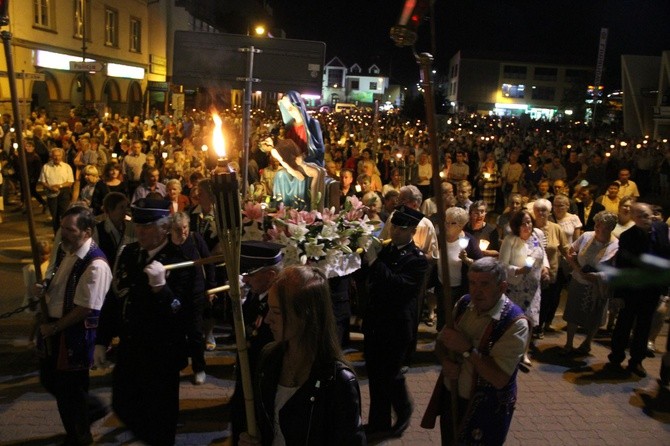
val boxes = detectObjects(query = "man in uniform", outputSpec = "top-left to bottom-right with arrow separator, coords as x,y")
95,198 -> 195,445
422,257 -> 529,445
38,205 -> 111,446
364,205 -> 429,439
231,240 -> 284,445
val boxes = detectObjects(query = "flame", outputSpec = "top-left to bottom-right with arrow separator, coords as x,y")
212,112 -> 225,158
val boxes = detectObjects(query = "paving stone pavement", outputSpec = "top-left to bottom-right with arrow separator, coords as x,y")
1,316 -> 668,445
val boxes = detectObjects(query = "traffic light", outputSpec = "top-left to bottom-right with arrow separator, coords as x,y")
390,0 -> 433,47
0,0 -> 9,27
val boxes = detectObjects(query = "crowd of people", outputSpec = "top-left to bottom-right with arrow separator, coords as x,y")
4,103 -> 670,445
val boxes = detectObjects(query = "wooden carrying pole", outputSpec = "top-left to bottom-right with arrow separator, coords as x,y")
417,52 -> 460,440
1,23 -> 51,352
163,254 -> 226,271
211,164 -> 258,438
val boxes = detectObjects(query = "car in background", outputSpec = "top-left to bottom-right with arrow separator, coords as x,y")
334,103 -> 357,113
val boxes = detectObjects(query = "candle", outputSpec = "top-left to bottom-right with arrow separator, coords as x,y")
161,152 -> 168,160
479,239 -> 490,251
525,256 -> 535,268
483,172 -> 491,180
201,144 -> 208,152
458,237 -> 469,250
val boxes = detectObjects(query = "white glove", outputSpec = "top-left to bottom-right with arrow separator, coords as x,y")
93,345 -> 109,369
366,238 -> 383,264
144,260 -> 166,288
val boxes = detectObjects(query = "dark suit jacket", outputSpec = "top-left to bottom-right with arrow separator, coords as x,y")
576,201 -> 605,232
615,222 -> 670,298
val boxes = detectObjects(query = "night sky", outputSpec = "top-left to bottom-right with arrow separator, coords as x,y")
267,0 -> 670,91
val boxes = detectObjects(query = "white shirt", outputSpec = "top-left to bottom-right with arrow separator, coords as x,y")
39,161 -> 74,198
46,238 -> 112,318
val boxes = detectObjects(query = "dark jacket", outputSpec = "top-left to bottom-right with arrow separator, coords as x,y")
97,241 -> 194,370
615,222 -> 670,298
576,201 -> 605,232
255,342 -> 366,446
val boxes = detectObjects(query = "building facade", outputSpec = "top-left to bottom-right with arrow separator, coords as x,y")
444,50 -> 593,120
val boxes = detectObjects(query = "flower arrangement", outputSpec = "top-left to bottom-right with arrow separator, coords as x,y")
242,196 -> 380,278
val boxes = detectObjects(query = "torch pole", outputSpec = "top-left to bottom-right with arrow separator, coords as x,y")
1,29 -> 51,353
417,51 -> 459,441
211,162 -> 258,438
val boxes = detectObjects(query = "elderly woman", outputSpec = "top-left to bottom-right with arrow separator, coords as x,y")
169,211 -> 216,384
464,200 -> 500,257
561,211 -> 619,355
499,209 -> 549,367
79,164 -> 110,216
433,206 -> 483,329
612,195 -> 635,238
239,266 -> 366,446
550,194 -> 582,243
165,178 -> 190,214
533,198 -> 570,338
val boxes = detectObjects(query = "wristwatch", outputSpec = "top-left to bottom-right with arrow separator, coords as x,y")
462,346 -> 476,359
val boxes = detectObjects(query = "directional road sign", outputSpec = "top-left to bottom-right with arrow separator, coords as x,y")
70,61 -> 104,72
0,72 -> 46,81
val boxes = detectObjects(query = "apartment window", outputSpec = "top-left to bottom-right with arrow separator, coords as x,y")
369,81 -> 377,90
534,67 -> 557,81
327,69 -> 344,88
531,86 -> 555,100
130,18 -> 141,52
34,0 -> 53,29
351,80 -> 359,90
503,65 -> 527,80
74,0 -> 91,39
502,83 -> 525,99
105,7 -> 118,47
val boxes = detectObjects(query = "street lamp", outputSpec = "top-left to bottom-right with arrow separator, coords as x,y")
253,24 -> 266,36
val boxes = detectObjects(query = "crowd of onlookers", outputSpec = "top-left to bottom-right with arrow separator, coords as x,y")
3,103 -> 670,443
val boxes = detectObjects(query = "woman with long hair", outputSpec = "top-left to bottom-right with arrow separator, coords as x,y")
239,265 -> 366,446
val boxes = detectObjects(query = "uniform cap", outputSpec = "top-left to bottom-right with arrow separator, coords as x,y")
391,205 -> 423,228
241,240 -> 284,275
131,198 -> 171,224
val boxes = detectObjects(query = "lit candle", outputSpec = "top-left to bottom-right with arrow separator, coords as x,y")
479,239 -> 490,251
525,256 -> 535,267
161,152 -> 168,160
483,172 -> 491,180
458,237 -> 469,250
201,144 -> 208,152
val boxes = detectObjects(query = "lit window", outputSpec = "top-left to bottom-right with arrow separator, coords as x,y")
74,0 -> 90,39
34,0 -> 53,29
502,84 -> 525,99
130,18 -> 141,52
105,7 -> 118,47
